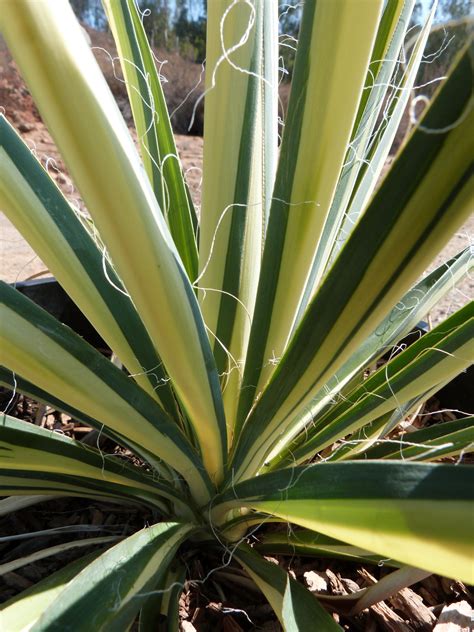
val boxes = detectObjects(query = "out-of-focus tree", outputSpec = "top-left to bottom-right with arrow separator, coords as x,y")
174,0 -> 206,62
411,0 -> 471,94
278,2 -> 301,81
69,0 -> 107,30
70,0 -> 89,22
138,0 -> 172,49
413,0 -> 471,23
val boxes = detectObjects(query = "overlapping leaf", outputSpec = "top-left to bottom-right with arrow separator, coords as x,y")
0,283 -> 212,503
103,0 -> 198,280
0,116 -> 177,410
198,0 -> 278,431
231,48 -> 474,481
237,0 -> 385,426
265,247 -> 473,467
234,544 -> 341,630
214,462 -> 474,583
268,303 -> 473,468
0,553 -> 101,632
29,523 -> 192,631
0,415 -> 191,513
0,0 -> 227,482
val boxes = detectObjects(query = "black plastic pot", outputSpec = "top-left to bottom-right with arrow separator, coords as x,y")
436,365 -> 473,412
13,277 -> 108,351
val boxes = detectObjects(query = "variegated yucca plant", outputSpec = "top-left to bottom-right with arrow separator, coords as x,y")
0,0 -> 473,628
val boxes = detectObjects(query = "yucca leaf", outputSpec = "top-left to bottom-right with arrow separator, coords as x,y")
305,1 -> 435,300
0,495 -> 56,517
323,391 -> 441,462
0,536 -> 118,576
0,552 -> 101,632
0,366 -> 173,478
220,512 -> 283,536
353,0 -> 413,129
231,47 -> 474,481
358,416 -> 474,461
102,0 -> 198,280
0,283 -> 212,504
139,562 -> 186,632
256,530 -> 399,567
198,0 -> 278,430
299,566 -> 431,615
0,115 -> 178,411
330,5 -> 438,264
0,470 -> 166,513
29,523 -> 192,632
0,366 -> 181,487
0,415 -> 191,513
346,566 -> 431,614
234,544 -> 341,630
325,381 -> 456,462
267,303 -> 473,467
214,462 -> 474,583
237,0 -> 384,426
0,0 -> 227,482
265,248 -> 473,467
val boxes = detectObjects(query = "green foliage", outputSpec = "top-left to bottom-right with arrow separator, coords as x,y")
0,0 -> 473,628
71,0 -> 207,60
278,1 -> 301,80
174,1 -> 206,61
138,0 -> 173,49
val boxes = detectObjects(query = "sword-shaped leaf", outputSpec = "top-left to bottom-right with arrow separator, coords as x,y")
231,47 -> 474,481
0,537 -> 118,576
30,523 -> 192,632
234,544 -> 341,630
0,115 -> 177,411
267,303 -> 473,468
0,0 -> 227,483
0,553 -> 101,632
198,0 -> 278,429
0,366 -> 181,486
0,415 -> 192,513
297,0 -> 430,308
331,6 -> 439,263
0,283 -> 212,504
359,416 -> 474,462
214,462 -> 474,583
102,0 -> 198,280
0,495 -> 56,517
256,530 -> 399,566
237,0 -> 384,426
265,248 -> 473,467
139,562 -> 186,632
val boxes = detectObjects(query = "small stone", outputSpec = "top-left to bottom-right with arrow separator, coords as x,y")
304,570 -> 329,593
434,601 -> 473,632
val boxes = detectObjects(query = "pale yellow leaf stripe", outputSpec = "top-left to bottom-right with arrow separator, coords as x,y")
255,0 -> 384,394
0,0 -> 226,481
